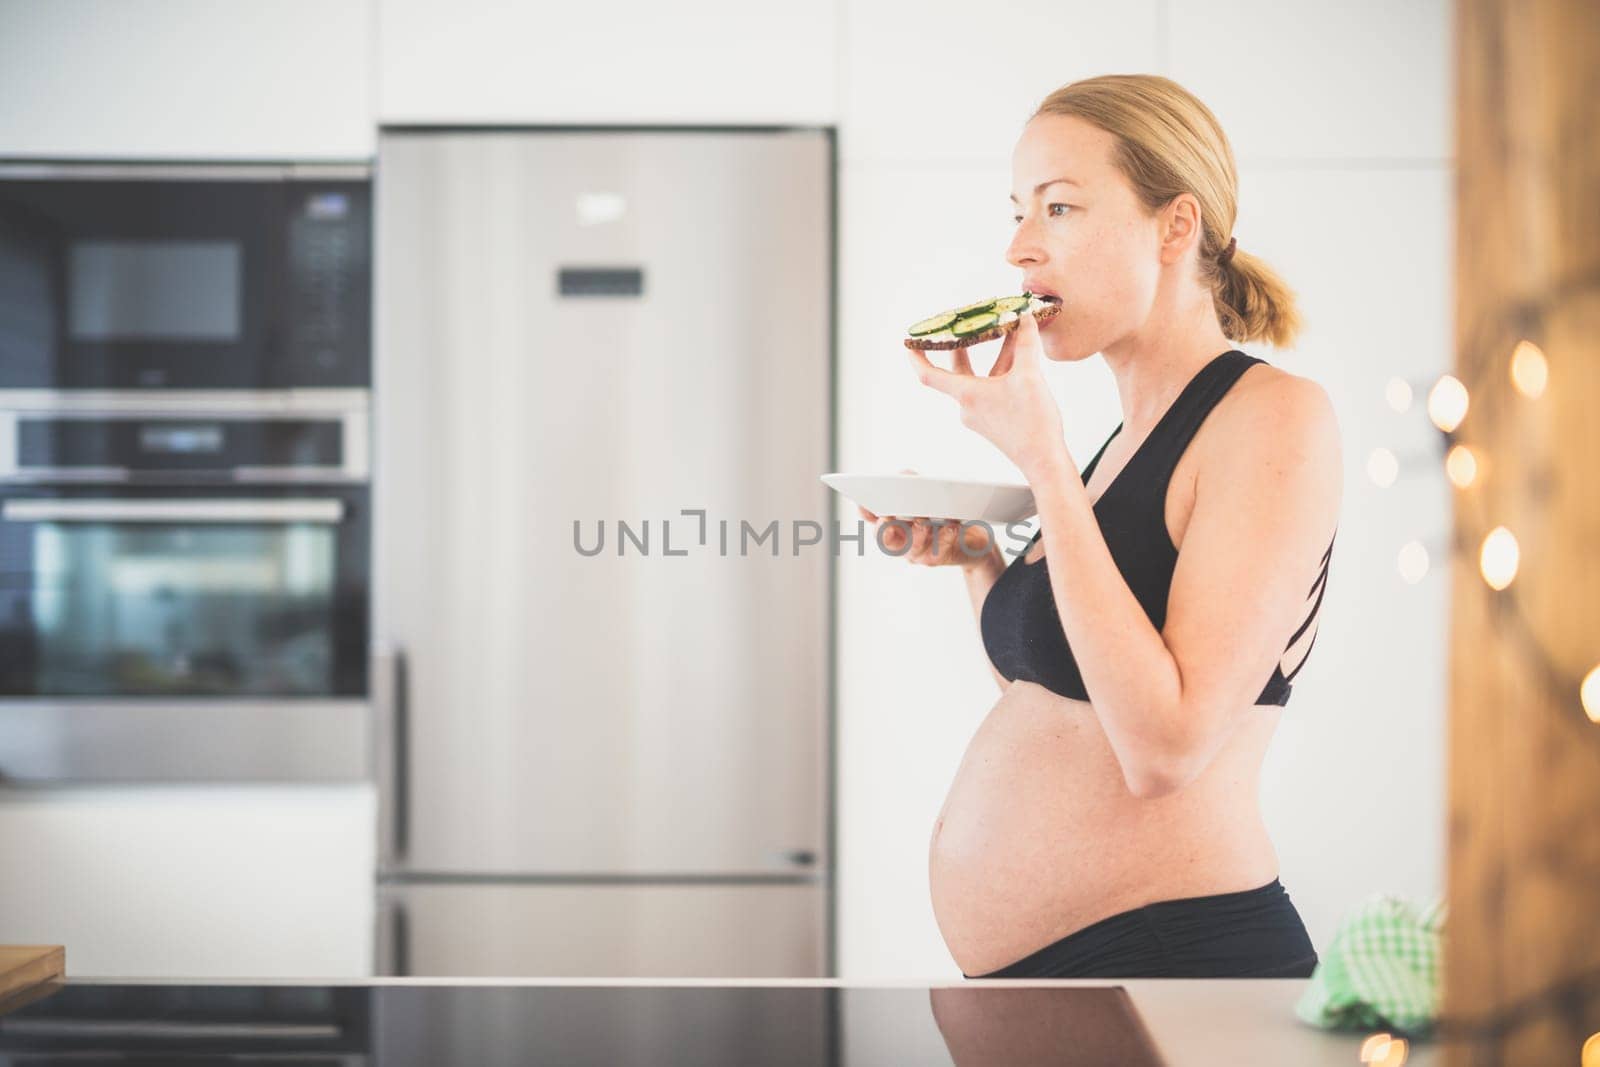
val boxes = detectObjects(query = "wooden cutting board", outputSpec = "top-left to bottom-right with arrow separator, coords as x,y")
0,946 -> 64,1004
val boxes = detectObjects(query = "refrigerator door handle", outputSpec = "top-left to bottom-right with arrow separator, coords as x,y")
372,642 -> 409,868
375,894 -> 410,977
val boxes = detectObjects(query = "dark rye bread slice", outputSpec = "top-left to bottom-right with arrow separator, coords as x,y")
904,299 -> 1061,350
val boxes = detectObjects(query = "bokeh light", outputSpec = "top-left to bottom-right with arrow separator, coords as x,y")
1385,377 -> 1414,413
1428,375 -> 1469,433
1581,667 -> 1600,726
1367,447 -> 1399,488
1398,541 -> 1430,584
1509,339 -> 1548,399
1479,526 -> 1519,590
1360,1031 -> 1409,1066
1445,445 -> 1478,489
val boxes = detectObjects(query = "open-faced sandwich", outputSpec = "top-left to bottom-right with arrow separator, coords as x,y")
903,291 -> 1062,350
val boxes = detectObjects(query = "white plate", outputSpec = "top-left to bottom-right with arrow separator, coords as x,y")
820,473 -> 1036,524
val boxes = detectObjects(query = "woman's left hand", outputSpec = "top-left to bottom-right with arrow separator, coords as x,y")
906,308 -> 1066,479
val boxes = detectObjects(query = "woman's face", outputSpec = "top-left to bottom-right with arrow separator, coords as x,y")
1006,113 -> 1166,362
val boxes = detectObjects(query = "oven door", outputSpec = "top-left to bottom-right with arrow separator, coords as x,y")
0,484 -> 370,782
0,163 -> 370,390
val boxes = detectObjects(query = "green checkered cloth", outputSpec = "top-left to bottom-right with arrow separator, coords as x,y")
1294,891 -> 1447,1039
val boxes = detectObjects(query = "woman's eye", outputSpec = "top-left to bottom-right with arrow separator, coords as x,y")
1011,204 -> 1070,224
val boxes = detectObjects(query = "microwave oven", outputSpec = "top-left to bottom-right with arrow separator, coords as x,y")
0,162 -> 371,390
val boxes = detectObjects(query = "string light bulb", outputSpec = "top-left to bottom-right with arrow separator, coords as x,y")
1582,667 -> 1600,725
1385,377 -> 1414,413
1428,375 -> 1470,433
1445,445 -> 1479,489
1479,526 -> 1520,590
1367,447 -> 1400,488
1398,541 -> 1430,584
1509,340 -> 1548,399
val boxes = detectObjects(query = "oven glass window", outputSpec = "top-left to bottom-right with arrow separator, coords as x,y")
68,240 -> 242,342
27,521 -> 336,696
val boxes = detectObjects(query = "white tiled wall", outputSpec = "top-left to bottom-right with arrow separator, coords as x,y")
1168,0 -> 1452,162
0,0 -> 1453,981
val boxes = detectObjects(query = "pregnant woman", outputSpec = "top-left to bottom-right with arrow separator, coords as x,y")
867,74 -> 1343,979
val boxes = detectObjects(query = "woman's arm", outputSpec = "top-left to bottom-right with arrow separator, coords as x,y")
1021,377 -> 1341,798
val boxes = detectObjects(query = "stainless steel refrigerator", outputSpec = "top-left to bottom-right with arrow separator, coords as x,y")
371,129 -> 834,977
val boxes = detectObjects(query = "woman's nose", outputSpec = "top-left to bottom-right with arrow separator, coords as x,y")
1006,217 -> 1045,269
1006,231 -> 1040,270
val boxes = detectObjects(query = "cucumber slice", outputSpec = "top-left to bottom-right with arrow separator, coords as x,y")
907,310 -> 958,336
951,311 -> 999,336
909,292 -> 1054,340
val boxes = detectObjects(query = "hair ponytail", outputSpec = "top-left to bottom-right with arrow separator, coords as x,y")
1213,245 -> 1304,348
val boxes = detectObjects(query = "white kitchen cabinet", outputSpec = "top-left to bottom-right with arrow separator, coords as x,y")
0,785 -> 375,978
377,0 -> 837,125
0,0 -> 373,159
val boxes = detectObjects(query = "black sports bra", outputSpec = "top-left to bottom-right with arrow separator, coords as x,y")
979,350 -> 1334,707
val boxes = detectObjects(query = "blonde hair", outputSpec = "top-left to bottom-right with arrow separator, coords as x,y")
1032,74 -> 1302,349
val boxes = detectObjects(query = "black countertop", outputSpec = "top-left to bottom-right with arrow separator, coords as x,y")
0,978 -> 1440,1066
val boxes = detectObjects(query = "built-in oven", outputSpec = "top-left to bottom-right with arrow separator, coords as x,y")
0,390 -> 370,783
0,162 -> 370,390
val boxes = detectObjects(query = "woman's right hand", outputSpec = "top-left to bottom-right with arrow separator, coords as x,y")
858,469 -> 997,570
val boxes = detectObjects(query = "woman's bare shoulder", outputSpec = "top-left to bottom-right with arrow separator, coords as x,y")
1222,361 -> 1338,440
1207,361 -> 1343,509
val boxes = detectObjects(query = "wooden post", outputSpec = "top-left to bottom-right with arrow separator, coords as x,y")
1446,1 -> 1600,1063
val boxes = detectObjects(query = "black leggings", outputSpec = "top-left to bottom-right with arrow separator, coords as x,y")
962,878 -> 1319,979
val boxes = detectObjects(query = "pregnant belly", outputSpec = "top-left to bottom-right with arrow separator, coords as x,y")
927,680 -> 1279,977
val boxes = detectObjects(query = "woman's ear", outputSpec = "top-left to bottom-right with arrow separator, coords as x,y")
1158,193 -> 1204,266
